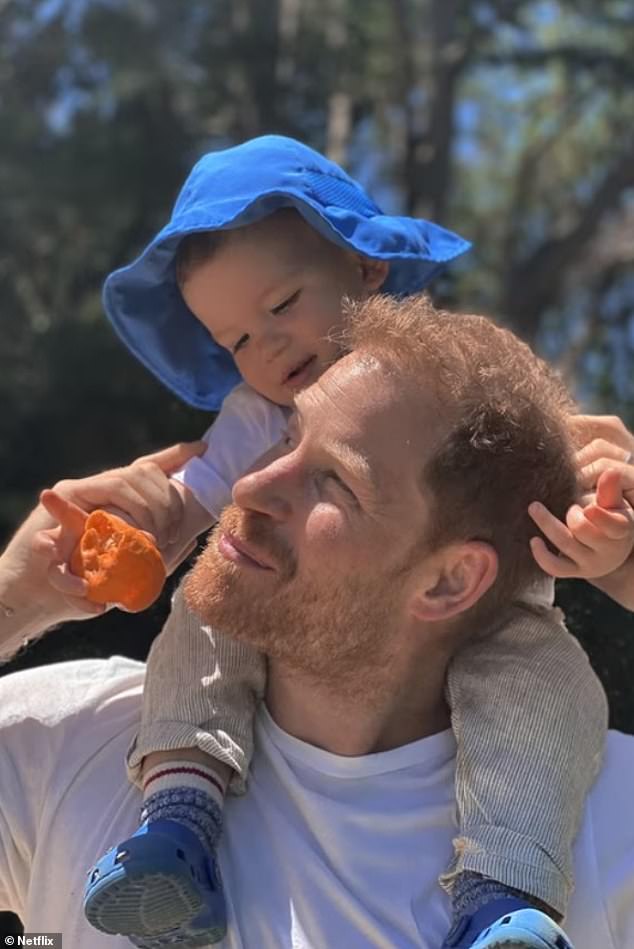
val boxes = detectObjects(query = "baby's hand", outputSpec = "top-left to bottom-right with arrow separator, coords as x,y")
32,441 -> 204,614
528,469 -> 634,579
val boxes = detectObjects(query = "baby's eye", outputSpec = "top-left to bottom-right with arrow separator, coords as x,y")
232,333 -> 250,354
271,290 -> 301,316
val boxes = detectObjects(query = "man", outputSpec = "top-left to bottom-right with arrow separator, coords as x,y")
1,298 -> 633,949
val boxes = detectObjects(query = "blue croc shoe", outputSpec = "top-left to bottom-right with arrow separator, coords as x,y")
83,818 -> 226,947
443,898 -> 575,949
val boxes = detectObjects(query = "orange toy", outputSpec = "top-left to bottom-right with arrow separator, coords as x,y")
70,510 -> 166,612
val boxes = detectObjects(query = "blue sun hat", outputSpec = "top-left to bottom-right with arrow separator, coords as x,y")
104,135 -> 471,411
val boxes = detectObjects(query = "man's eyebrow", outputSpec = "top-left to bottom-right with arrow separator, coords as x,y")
292,399 -> 384,495
329,440 -> 380,492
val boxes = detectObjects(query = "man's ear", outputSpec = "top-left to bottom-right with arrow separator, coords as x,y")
356,255 -> 390,293
408,541 -> 498,623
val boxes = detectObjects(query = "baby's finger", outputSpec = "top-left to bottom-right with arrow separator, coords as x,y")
595,468 -> 625,511
69,478 -> 158,537
584,504 -> 633,540
565,505 -> 611,549
529,536 -> 581,578
138,529 -> 160,548
136,441 -> 207,475
528,502 -> 588,560
124,463 -> 184,547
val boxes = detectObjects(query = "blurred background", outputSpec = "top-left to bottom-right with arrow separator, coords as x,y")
1,1 -> 633,718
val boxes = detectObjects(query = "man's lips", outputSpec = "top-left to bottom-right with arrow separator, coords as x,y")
218,532 -> 276,571
282,354 -> 317,388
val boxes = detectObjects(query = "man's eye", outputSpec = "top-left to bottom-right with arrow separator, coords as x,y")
233,333 -> 250,354
325,471 -> 357,504
271,290 -> 301,315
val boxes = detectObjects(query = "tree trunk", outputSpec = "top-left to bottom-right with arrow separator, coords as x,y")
502,141 -> 634,342
324,0 -> 352,166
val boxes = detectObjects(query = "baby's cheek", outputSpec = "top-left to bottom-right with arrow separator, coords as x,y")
240,363 -> 277,401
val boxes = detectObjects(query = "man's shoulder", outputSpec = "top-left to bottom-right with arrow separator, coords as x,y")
569,730 -> 634,948
582,728 -> 634,882
0,655 -> 145,729
605,728 -> 634,753
588,729 -> 634,829
596,729 -> 634,788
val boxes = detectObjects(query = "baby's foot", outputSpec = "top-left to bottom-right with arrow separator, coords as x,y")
443,900 -> 575,949
84,786 -> 226,947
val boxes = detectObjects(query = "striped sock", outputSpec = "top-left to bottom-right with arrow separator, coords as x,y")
141,760 -> 227,853
451,871 -> 557,922
142,760 -> 227,809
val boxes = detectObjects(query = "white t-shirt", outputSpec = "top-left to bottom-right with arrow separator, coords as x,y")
0,657 -> 632,948
172,382 -> 290,519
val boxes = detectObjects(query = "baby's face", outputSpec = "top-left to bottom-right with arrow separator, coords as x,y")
181,212 -> 387,406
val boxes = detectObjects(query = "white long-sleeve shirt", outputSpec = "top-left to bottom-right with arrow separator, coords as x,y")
172,382 -> 290,519
2,656 -> 631,948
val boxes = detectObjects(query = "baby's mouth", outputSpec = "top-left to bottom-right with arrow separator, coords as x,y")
283,355 -> 317,387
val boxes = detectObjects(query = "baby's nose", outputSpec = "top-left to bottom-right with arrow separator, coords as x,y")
261,329 -> 290,364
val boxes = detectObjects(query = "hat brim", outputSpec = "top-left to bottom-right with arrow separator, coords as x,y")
104,188 -> 470,411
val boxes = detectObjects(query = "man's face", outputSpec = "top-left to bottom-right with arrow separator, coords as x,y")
185,354 -> 441,691
181,212 -> 381,407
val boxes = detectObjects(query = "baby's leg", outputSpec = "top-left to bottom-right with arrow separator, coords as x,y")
84,579 -> 265,948
441,600 -> 607,948
127,572 -> 263,795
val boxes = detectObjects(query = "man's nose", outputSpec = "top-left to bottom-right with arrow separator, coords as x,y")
232,451 -> 295,521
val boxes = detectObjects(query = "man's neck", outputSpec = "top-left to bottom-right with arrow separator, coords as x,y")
265,647 -> 451,757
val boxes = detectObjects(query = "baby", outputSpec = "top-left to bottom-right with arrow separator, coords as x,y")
41,136 -> 629,949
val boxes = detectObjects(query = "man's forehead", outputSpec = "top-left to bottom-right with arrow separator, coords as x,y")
294,354 -> 398,424
293,355 -> 428,492
297,352 -> 422,424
